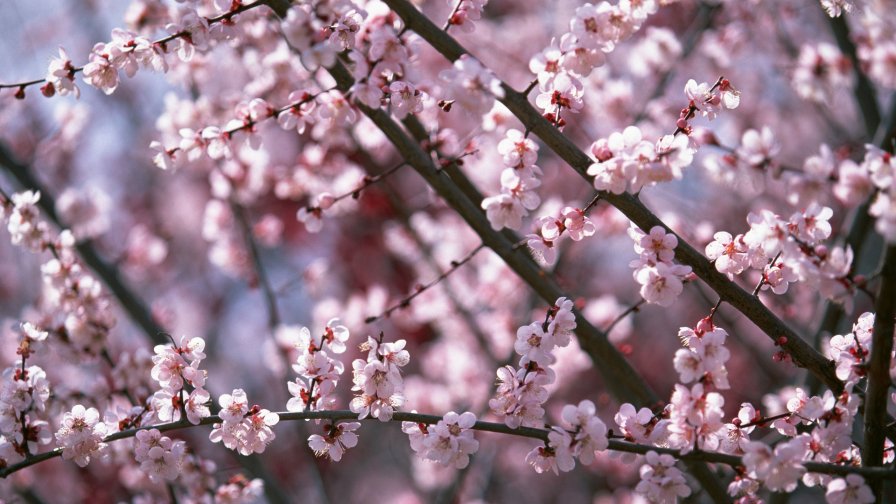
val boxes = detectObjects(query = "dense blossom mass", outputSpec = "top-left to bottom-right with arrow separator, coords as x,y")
0,0 -> 895,503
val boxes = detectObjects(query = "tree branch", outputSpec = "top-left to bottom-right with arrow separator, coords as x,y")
321,57 -> 733,504
381,0 -> 844,396
0,142 -> 167,345
4,408 -> 894,481
863,245 -> 896,486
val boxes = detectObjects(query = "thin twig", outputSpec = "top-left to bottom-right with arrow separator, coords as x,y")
366,243 -> 486,323
4,408 -> 894,480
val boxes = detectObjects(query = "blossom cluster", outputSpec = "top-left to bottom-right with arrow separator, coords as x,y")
284,319 -> 350,413
528,400 -> 609,475
0,324 -> 53,467
209,389 -> 280,456
705,203 -> 854,302
149,335 -> 211,425
528,1 -> 659,126
403,411 -> 480,469
2,190 -> 115,357
350,334 -> 410,422
628,225 -> 692,306
482,128 -> 542,231
446,0 -> 488,33
587,125 -> 695,195
489,297 -> 576,428
634,451 -> 692,503
133,428 -> 186,482
35,1 -> 266,99
526,204 -> 598,265
54,405 -> 108,467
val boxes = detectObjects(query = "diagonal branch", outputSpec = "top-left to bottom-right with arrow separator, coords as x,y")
0,142 -> 167,345
322,60 -> 732,504
381,0 -> 844,396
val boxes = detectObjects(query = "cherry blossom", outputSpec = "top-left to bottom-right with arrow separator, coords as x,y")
55,405 -> 107,467
82,43 -> 120,95
45,47 -> 79,98
439,54 -> 505,115
309,422 -> 361,462
411,411 -> 480,468
635,451 -> 691,503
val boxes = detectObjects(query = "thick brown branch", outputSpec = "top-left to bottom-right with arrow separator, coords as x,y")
863,245 -> 896,471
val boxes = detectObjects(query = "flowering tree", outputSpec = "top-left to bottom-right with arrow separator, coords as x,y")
1,0 -> 895,502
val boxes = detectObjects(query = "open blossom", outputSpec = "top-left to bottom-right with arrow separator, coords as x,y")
134,429 -> 186,482
705,231 -> 751,277
635,451 -> 691,503
447,0 -> 487,33
615,403 -> 668,445
167,10 -> 209,62
792,43 -> 851,102
633,261 -> 690,307
1,365 -> 50,414
825,474 -> 874,504
526,435 -> 575,475
218,389 -> 249,423
82,43 -> 120,95
439,54 -> 505,115
46,47 -> 79,98
6,190 -> 48,250
388,81 -> 425,119
209,390 -> 279,455
559,400 -> 608,464
351,336 -> 408,421
308,422 -> 360,461
328,9 -> 363,51
570,2 -> 639,53
498,129 -> 539,169
481,174 -> 542,230
412,411 -> 480,469
743,436 -> 809,492
535,71 -> 584,117
55,405 -> 107,467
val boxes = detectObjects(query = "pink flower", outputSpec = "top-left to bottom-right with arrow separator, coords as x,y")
497,129 -> 539,169
615,403 -> 668,445
825,474 -> 874,504
633,262 -> 690,307
515,322 -> 555,364
55,405 -> 107,467
277,91 -> 316,134
46,47 -> 79,98
635,451 -> 691,502
743,436 -> 809,492
439,55 -> 504,115
134,429 -> 185,482
388,81 -> 425,119
328,10 -> 363,51
419,411 -> 480,468
82,43 -> 120,95
570,2 -> 636,53
218,389 -> 249,423
705,231 -> 750,277
185,388 -> 211,425
308,422 -> 360,461
559,400 -> 608,464
737,127 -> 780,169
535,72 -> 584,116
